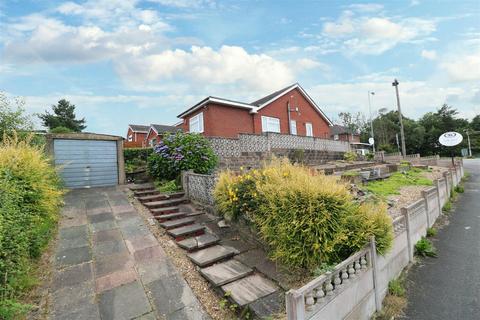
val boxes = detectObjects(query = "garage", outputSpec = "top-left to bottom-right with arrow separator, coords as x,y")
46,133 -> 125,189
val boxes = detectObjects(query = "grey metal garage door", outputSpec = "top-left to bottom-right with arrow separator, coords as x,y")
54,139 -> 118,188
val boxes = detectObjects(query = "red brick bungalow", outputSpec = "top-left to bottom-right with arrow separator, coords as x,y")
125,124 -> 150,148
330,125 -> 361,143
177,83 -> 333,138
145,124 -> 182,146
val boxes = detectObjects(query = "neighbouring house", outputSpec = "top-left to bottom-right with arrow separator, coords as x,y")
177,83 -> 333,138
145,124 -> 182,146
330,125 -> 360,143
125,124 -> 150,148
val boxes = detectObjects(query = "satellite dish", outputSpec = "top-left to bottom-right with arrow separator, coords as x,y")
439,132 -> 463,147
368,137 -> 375,145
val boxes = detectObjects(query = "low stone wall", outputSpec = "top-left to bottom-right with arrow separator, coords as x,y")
209,133 -> 349,171
286,161 -> 464,320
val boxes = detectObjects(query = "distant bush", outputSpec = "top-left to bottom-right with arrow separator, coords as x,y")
214,159 -> 393,269
124,148 -> 153,173
49,126 -> 73,133
0,134 -> 63,318
343,151 -> 357,161
148,132 -> 217,180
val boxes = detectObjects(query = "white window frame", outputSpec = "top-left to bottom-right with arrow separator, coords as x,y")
290,120 -> 297,135
189,112 -> 204,133
306,122 -> 313,137
261,116 -> 281,133
127,134 -> 133,142
334,134 -> 339,141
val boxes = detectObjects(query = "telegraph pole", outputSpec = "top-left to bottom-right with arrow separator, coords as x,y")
466,130 -> 472,157
392,79 -> 406,157
368,91 -> 375,153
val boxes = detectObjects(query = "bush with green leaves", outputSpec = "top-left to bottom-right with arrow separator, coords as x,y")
214,159 -> 393,269
148,132 -> 217,180
343,151 -> 358,161
0,134 -> 63,318
124,148 -> 153,173
415,237 -> 437,257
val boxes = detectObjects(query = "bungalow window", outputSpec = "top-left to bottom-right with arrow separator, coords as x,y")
334,134 -> 339,141
306,122 -> 313,137
189,112 -> 204,133
261,116 -> 280,133
127,134 -> 133,142
290,120 -> 297,135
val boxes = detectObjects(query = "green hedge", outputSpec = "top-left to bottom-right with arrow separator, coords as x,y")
214,159 -> 393,270
124,148 -> 153,173
0,135 -> 63,319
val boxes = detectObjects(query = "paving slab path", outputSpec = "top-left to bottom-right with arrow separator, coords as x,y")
49,187 -> 209,320
404,159 -> 480,320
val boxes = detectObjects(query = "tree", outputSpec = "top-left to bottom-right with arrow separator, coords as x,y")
0,92 -> 33,140
38,99 -> 86,132
338,111 -> 366,135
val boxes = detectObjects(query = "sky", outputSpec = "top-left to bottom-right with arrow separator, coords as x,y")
0,0 -> 479,137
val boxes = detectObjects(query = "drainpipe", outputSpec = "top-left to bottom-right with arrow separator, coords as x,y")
287,101 -> 291,134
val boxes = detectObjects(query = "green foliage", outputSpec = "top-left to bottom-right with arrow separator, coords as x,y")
342,170 -> 360,177
0,134 -> 63,318
38,99 -> 86,132
214,159 -> 393,269
415,237 -> 437,257
290,149 -> 305,164
0,93 -> 33,141
148,132 -> 217,180
343,151 -> 357,161
49,126 -> 73,133
388,278 -> 406,297
443,200 -> 452,212
124,148 -> 153,173
313,263 -> 335,277
155,179 -> 181,193
426,227 -> 437,237
454,185 -> 464,193
366,153 -> 374,160
365,168 -> 433,197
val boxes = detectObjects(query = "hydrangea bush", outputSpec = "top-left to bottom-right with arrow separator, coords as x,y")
147,132 -> 217,180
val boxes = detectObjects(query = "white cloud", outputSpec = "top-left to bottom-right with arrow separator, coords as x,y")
441,52 -> 480,82
346,3 -> 384,13
421,49 -> 437,60
147,0 -> 215,8
115,45 -> 302,93
322,12 -> 436,55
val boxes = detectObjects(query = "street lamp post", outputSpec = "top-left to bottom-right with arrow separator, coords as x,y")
392,79 -> 406,157
368,91 -> 375,153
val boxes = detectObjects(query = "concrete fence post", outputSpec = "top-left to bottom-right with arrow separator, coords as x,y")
443,172 -> 450,197
435,179 -> 442,216
369,236 -> 382,312
401,207 -> 414,262
421,190 -> 431,228
286,291 -> 304,320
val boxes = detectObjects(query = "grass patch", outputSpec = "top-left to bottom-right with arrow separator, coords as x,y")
365,168 -> 433,197
454,185 -> 464,193
154,179 -> 182,193
426,227 -> 437,237
415,237 -> 437,257
443,200 -> 452,213
374,275 -> 407,320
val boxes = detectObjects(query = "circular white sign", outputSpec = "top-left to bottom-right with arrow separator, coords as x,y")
439,131 -> 463,147
368,137 -> 375,145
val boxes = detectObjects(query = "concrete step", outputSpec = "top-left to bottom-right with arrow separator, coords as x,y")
159,217 -> 195,230
187,245 -> 238,267
144,197 -> 188,209
176,233 -> 220,251
150,206 -> 180,216
200,260 -> 253,287
137,192 -> 185,203
167,224 -> 205,241
133,189 -> 159,197
221,274 -> 279,307
155,212 -> 187,222
129,183 -> 155,191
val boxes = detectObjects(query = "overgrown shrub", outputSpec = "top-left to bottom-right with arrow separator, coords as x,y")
214,159 -> 393,269
343,151 -> 357,161
148,132 -> 217,180
124,148 -> 153,173
0,135 -> 63,318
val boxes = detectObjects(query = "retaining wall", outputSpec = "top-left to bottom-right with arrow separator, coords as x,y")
286,161 -> 464,320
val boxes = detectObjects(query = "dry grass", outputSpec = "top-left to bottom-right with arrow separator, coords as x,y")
375,295 -> 407,320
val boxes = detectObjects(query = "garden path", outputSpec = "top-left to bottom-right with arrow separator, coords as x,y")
48,187 -> 209,320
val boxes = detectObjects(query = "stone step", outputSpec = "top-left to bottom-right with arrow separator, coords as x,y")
176,233 -> 220,251
155,212 -> 187,222
150,206 -> 180,215
167,224 -> 205,241
133,189 -> 159,197
159,217 -> 195,230
187,245 -> 238,267
129,183 -> 155,191
221,274 -> 279,307
137,192 -> 185,203
144,197 -> 188,209
200,260 -> 253,287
